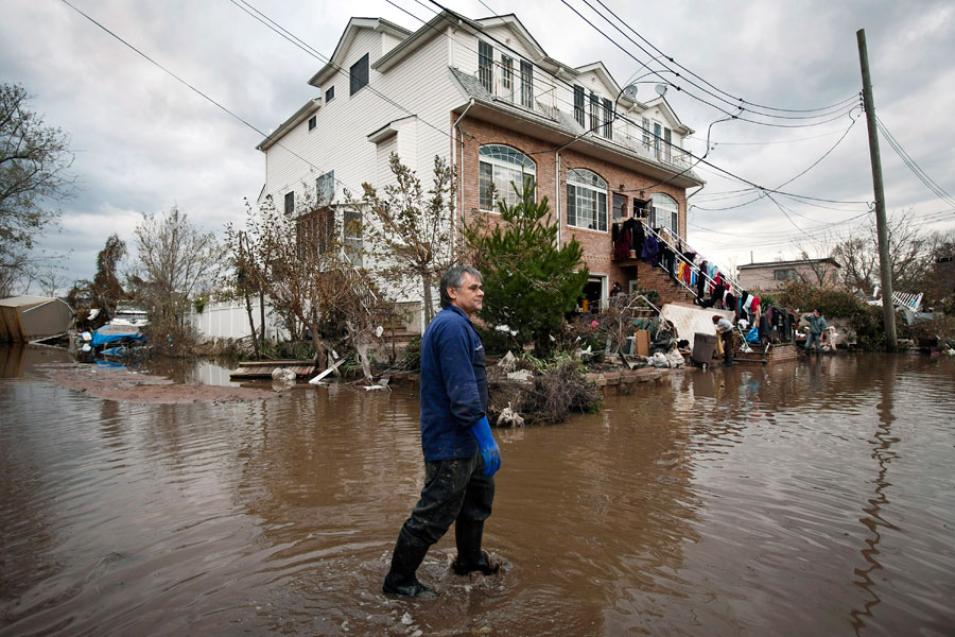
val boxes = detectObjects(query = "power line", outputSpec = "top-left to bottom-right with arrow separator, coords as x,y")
558,0 -> 861,128
589,0 -> 861,116
876,115 -> 955,209
414,0 -> 869,206
58,0 -> 380,205
227,0 -> 452,141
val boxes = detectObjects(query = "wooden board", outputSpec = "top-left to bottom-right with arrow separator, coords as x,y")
230,360 -> 315,379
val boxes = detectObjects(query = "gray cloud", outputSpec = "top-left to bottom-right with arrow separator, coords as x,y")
1,0 -> 952,290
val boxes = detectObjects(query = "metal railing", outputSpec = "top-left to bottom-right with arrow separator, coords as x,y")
472,68 -> 695,173
635,220 -> 745,303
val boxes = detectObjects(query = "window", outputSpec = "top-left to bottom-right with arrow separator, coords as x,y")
602,98 -> 613,139
284,191 -> 295,215
774,269 -> 798,281
325,85 -> 335,103
520,60 -> 533,108
478,144 -> 536,210
612,193 -> 627,220
653,122 -> 662,155
652,193 -> 679,235
574,85 -> 585,127
316,170 -> 335,205
296,208 -> 335,255
349,53 -> 369,95
664,127 -> 672,162
566,168 -> 608,232
343,209 -> 362,266
642,117 -> 651,147
478,40 -> 493,92
308,115 -> 316,131
502,55 -> 514,99
589,92 -> 599,132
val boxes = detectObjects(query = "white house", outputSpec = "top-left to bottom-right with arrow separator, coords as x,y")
257,10 -> 703,328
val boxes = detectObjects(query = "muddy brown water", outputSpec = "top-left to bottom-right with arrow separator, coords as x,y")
1,346 -> 954,636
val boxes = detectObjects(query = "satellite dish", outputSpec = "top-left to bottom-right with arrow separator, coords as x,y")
623,85 -> 639,101
654,83 -> 668,97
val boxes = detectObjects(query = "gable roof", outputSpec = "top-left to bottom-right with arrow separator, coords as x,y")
308,17 -> 410,88
256,98 -> 321,151
573,61 -> 622,98
644,96 -> 694,135
474,14 -> 548,61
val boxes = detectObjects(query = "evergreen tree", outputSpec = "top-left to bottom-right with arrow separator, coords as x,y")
462,184 -> 589,354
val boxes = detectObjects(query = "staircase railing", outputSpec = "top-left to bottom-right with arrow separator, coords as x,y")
638,220 -> 744,299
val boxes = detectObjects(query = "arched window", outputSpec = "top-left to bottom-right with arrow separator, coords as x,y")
566,168 -> 608,231
652,193 -> 679,235
478,144 -> 536,210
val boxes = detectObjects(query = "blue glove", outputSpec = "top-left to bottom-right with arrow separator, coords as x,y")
471,416 -> 501,477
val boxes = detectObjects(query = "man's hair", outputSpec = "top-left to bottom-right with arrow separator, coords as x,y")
439,264 -> 483,308
712,315 -> 722,323
813,308 -> 822,314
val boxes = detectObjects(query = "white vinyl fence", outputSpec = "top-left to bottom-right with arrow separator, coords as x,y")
188,298 -> 289,343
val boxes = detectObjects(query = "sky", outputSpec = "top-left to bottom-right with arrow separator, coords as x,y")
2,0 -> 953,292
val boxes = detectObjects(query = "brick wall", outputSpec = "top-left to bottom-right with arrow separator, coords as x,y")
456,115 -> 693,304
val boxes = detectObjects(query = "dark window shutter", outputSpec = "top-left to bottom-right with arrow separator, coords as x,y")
574,85 -> 584,126
479,161 -> 493,209
567,184 -> 576,226
350,53 -> 369,95
284,191 -> 294,215
598,192 -> 607,231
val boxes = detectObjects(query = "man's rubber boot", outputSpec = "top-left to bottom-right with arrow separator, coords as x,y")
452,520 -> 501,576
383,530 -> 436,598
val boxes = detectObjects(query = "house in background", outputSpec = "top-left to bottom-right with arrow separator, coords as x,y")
737,257 -> 843,292
256,10 -> 704,330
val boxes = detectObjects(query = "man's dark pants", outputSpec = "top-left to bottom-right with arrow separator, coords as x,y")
390,451 -> 494,584
400,452 -> 494,547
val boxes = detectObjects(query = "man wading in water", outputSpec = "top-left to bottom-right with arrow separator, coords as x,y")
382,264 -> 502,597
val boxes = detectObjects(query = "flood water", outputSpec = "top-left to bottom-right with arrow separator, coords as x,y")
1,346 -> 954,636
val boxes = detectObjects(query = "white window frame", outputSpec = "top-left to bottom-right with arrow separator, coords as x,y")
567,168 -> 609,232
316,170 -> 335,205
478,144 -> 536,211
652,192 -> 679,235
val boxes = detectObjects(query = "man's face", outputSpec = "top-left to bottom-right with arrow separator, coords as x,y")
449,273 -> 484,315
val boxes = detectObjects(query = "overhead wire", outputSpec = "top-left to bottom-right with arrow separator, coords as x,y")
58,0 -> 408,207
559,0 -> 862,127
876,115 -> 955,210
588,0 -> 861,115
415,0 -> 870,206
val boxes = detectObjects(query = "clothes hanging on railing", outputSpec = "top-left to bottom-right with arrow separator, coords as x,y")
641,234 -> 660,265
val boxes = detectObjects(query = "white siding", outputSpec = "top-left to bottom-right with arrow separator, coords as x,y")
262,29 -> 455,208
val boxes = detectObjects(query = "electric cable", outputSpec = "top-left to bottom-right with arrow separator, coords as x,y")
589,0 -> 862,115
558,0 -> 862,128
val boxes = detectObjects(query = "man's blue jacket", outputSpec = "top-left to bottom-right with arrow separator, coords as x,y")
418,305 -> 488,462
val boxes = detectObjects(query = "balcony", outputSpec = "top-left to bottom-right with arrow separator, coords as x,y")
473,70 -> 693,172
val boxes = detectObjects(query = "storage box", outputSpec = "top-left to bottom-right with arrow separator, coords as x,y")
634,330 -> 650,357
692,332 -> 717,364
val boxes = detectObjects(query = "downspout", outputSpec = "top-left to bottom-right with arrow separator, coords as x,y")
450,98 -> 475,259
555,150 -> 562,247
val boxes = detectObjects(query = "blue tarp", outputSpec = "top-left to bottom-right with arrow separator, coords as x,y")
90,329 -> 146,348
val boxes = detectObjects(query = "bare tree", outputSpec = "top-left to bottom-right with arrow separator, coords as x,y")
356,153 -> 455,326
0,83 -> 74,292
830,210 -> 937,295
131,206 -> 222,349
250,185 -> 397,377
224,202 -> 269,357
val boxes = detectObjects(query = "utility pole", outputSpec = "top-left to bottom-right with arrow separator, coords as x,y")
857,28 -> 898,351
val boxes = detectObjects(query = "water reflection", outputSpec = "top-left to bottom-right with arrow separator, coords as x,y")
1,349 -> 954,635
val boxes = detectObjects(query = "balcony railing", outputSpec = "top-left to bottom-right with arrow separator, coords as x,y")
473,70 -> 695,173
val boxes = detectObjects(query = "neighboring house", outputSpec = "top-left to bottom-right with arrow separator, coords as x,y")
738,258 -> 843,292
257,11 -> 704,328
